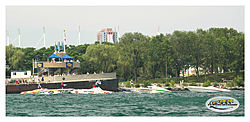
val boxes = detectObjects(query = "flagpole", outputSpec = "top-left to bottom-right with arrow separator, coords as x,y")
63,30 -> 66,53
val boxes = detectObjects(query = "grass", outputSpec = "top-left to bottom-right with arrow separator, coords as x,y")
118,70 -> 244,87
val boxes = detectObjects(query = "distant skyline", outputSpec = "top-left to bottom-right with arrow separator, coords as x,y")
6,6 -> 244,49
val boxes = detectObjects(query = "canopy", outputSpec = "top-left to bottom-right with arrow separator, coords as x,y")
61,54 -> 74,59
47,54 -> 60,59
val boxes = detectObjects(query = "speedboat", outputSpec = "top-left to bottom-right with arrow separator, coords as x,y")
148,85 -> 171,93
20,88 -> 73,95
186,86 -> 231,92
71,87 -> 113,94
120,85 -> 171,93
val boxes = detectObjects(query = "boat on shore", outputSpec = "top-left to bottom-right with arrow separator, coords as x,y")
120,85 -> 171,93
186,86 -> 231,92
71,87 -> 113,94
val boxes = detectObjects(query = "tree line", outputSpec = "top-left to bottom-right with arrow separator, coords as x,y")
6,27 -> 244,83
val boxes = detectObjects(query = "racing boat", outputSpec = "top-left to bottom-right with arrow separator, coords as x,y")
120,85 -> 171,93
20,88 -> 73,95
71,87 -> 113,94
186,86 -> 231,92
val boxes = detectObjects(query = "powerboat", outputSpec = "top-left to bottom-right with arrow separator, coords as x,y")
148,85 -> 171,93
186,86 -> 231,92
120,85 -> 171,93
20,88 -> 73,95
71,87 -> 113,94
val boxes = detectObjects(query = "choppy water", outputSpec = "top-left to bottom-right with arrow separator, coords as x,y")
6,90 -> 244,116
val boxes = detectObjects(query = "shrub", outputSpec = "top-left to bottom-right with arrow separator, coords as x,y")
189,82 -> 197,86
170,80 -> 175,87
183,82 -> 188,86
203,80 -> 211,87
165,82 -> 170,87
226,82 -> 234,87
143,80 -> 151,87
135,84 -> 140,88
211,81 -> 219,87
234,77 -> 244,87
125,81 -> 131,88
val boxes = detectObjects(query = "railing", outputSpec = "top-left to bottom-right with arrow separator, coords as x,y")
5,73 -> 117,85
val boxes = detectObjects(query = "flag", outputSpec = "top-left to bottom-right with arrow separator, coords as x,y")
58,42 -> 61,51
55,42 -> 57,51
61,42 -> 64,51
64,30 -> 66,41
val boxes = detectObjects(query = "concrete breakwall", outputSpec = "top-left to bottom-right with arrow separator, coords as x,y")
7,73 -> 116,83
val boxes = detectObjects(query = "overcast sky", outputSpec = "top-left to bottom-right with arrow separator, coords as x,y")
6,6 -> 244,49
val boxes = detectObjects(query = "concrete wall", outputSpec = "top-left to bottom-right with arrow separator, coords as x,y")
43,73 -> 116,82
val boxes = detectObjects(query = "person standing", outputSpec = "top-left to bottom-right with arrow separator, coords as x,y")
41,76 -> 44,82
95,80 -> 101,87
38,77 -> 41,83
61,81 -> 64,89
130,80 -> 133,88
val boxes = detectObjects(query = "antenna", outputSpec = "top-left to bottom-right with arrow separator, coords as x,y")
79,26 -> 81,45
43,27 -> 46,48
18,29 -> 20,47
6,31 -> 9,45
157,26 -> 160,35
117,26 -> 120,42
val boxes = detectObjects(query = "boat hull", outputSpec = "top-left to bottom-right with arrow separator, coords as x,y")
20,89 -> 73,95
71,87 -> 113,94
186,86 -> 231,92
120,87 -> 171,93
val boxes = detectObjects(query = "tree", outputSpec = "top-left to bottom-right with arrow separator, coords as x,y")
82,44 -> 117,73
117,32 -> 148,83
6,44 -> 25,75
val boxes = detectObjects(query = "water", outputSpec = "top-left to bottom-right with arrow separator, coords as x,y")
6,90 -> 244,117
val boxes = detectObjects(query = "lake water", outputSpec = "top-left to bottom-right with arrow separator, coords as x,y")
6,90 -> 244,117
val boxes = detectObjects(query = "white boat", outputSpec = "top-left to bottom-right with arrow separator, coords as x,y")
186,86 -> 231,92
71,87 -> 113,94
20,88 -> 73,95
120,85 -> 171,93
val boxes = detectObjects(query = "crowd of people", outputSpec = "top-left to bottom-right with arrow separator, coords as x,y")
6,71 -> 105,84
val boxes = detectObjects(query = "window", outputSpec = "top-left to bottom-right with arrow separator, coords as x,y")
13,72 -> 16,75
24,72 -> 27,75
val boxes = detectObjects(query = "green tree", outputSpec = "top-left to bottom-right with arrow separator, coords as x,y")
82,44 -> 117,73
117,32 -> 148,83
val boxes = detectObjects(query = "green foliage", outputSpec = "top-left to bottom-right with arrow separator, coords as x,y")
5,27 -> 245,83
203,80 -> 211,87
183,82 -> 188,86
134,84 -> 140,88
211,81 -> 219,87
165,82 -> 170,87
189,82 -> 197,86
226,82 -> 234,87
125,81 -> 131,88
234,77 -> 244,87
142,80 -> 151,87
170,80 -> 175,87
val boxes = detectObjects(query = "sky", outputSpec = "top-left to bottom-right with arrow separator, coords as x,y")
6,6 -> 244,49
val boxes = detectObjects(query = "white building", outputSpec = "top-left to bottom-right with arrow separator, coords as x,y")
11,70 -> 31,78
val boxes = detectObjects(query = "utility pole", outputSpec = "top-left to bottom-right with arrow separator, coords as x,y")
79,26 -> 81,45
166,56 -> 168,83
6,31 -> 9,46
43,27 -> 46,48
18,29 -> 20,47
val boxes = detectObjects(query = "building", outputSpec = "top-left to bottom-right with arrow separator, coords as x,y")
11,70 -> 31,78
97,28 -> 118,44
